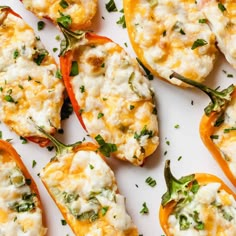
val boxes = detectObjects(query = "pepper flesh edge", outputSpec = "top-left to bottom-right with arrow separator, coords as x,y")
40,141 -> 138,235
59,32 -> 113,132
159,173 -> 236,236
0,140 -> 46,227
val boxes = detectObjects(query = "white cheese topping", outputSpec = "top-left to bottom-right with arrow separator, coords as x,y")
211,96 -> 236,178
22,0 -> 97,29
197,0 -> 236,68
40,149 -> 136,234
0,155 -> 46,236
125,0 -> 217,86
71,41 -> 159,165
168,182 -> 236,235
0,11 -> 64,138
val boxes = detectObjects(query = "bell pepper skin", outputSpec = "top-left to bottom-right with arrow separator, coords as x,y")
0,139 -> 46,235
0,7 -> 64,147
159,160 -> 236,236
171,72 -> 236,186
35,124 -> 139,235
59,24 -> 159,166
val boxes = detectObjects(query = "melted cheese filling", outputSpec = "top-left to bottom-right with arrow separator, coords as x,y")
168,182 -> 236,235
22,0 -> 97,29
0,155 -> 46,236
71,41 -> 159,165
40,150 -> 137,235
211,96 -> 236,178
198,0 -> 236,68
0,12 -> 64,138
125,0 -> 217,86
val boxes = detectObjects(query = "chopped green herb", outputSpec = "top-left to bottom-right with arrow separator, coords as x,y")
4,95 -> 16,103
177,156 -> 182,161
70,61 -> 79,76
124,42 -> 128,47
18,84 -> 23,89
61,219 -> 67,225
32,160 -> 37,168
166,140 -> 170,145
0,131 -> 2,139
179,214 -> 190,230
174,124 -> 180,129
218,3 -> 226,12
191,39 -> 208,50
55,35 -> 61,41
210,134 -> 219,139
140,202 -> 149,214
95,134 -> 117,157
33,50 -> 48,65
101,206 -> 109,216
59,0 -> 69,9
13,49 -> 19,59
57,12 -> 72,28
105,0 -> 118,12
53,48 -> 58,52
55,69 -> 63,79
164,150 -> 168,155
134,125 -> 153,141
227,74 -> 233,78
116,15 -> 126,28
130,105 -> 135,110
222,211 -> 233,221
89,164 -> 94,170
224,127 -> 236,133
97,112 -> 104,119
80,85 -> 85,93
145,177 -> 157,187
199,18 -> 207,24
37,21 -> 45,31
179,28 -> 185,35
20,136 -> 28,144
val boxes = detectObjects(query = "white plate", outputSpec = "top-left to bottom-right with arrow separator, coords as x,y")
1,1 -> 235,235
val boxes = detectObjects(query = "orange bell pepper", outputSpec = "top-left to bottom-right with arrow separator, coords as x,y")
0,6 -> 64,147
58,24 -> 159,165
170,72 -> 236,186
34,123 -> 138,235
159,160 -> 236,236
0,139 -> 46,235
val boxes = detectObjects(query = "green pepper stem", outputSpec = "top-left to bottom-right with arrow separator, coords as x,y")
29,118 -> 81,157
58,23 -> 86,56
170,72 -> 235,116
161,160 -> 195,207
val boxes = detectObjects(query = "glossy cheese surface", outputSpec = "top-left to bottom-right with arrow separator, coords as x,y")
167,182 -> 236,235
211,96 -> 236,179
124,0 -> 217,87
40,148 -> 138,235
198,0 -> 236,68
22,0 -> 97,29
70,40 -> 159,165
0,10 -> 64,139
0,145 -> 46,235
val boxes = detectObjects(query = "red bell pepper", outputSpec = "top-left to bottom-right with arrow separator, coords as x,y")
170,72 -> 236,186
58,24 -> 159,165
